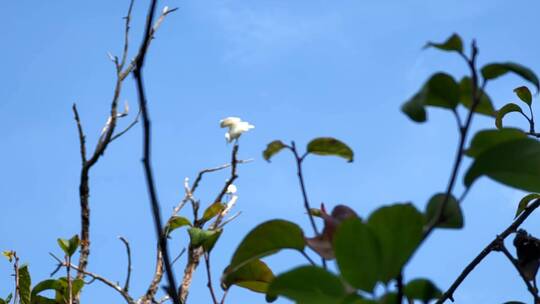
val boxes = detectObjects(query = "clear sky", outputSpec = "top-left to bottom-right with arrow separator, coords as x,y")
1,0 -> 540,303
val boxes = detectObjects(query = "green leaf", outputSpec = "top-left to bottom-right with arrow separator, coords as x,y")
334,218 -> 381,292
164,216 -> 191,237
19,264 -> 32,304
514,86 -> 533,106
32,279 -> 61,296
266,266 -> 346,304
188,228 -> 222,252
459,77 -> 496,116
402,73 -> 460,123
378,293 -> 398,304
515,194 -> 540,218
30,296 -> 56,304
228,220 -> 305,272
481,62 -> 540,93
495,103 -> 525,129
401,91 -> 427,122
424,33 -> 463,53
425,193 -> 464,229
263,140 -> 287,162
367,203 -> 424,282
222,259 -> 274,293
57,235 -> 79,257
404,278 -> 442,303
465,128 -> 526,158
465,138 -> 540,192
202,202 -> 225,223
307,137 -> 354,162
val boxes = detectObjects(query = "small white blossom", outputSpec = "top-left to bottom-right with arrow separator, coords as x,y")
162,6 -> 169,14
219,117 -> 254,143
226,184 -> 237,194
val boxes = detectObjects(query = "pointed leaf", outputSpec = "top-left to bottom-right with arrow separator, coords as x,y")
367,203 -> 424,282
459,77 -> 496,116
425,193 -> 464,229
67,235 -> 80,257
228,220 -> 305,272
465,138 -> 540,192
32,279 -> 61,296
263,140 -> 286,162
466,128 -> 526,158
2,251 -> 14,262
495,103 -> 525,129
401,91 -> 427,122
188,228 -> 222,252
57,238 -> 70,256
515,194 -> 540,218
514,86 -> 533,106
164,216 -> 191,237
424,33 -> 463,53
481,62 -> 540,92
202,202 -> 225,223
404,278 -> 442,303
334,218 -> 381,292
266,266 -> 346,304
19,264 -> 31,304
307,138 -> 354,162
222,259 -> 274,293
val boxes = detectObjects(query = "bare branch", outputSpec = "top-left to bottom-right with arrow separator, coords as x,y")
118,236 -> 133,292
133,0 -> 180,302
72,104 -> 87,164
111,109 -> 141,142
204,253 -> 219,304
437,199 -> 540,303
496,242 -> 539,302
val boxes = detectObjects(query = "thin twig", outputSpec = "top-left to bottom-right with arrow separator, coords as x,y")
172,248 -> 187,266
118,236 -> 132,292
220,289 -> 229,304
396,273 -> 404,304
133,0 -> 180,302
436,199 -> 540,303
496,243 -> 539,302
72,104 -> 87,163
111,109 -> 141,142
300,251 -> 316,266
204,253 -> 219,304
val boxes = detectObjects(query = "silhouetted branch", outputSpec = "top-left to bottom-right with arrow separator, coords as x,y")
436,199 -> 540,303
118,236 -> 132,292
496,243 -> 539,302
133,0 -> 180,302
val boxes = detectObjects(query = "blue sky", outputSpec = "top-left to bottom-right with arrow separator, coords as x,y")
1,0 -> 540,303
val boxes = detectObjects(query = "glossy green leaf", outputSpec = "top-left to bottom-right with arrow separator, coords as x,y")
515,194 -> 540,218
465,138 -> 540,192
202,202 -> 225,223
228,220 -> 305,272
266,266 -> 346,304
307,137 -> 354,162
425,193 -> 463,229
459,77 -> 496,116
465,128 -> 526,158
222,259 -> 274,293
424,33 -> 463,53
334,218 -> 381,292
19,264 -> 31,304
378,293 -> 398,304
495,103 -> 525,129
402,73 -> 460,123
188,228 -> 222,252
404,278 -> 442,303
481,62 -> 540,92
164,216 -> 191,237
514,86 -> 533,106
367,203 -> 424,282
263,140 -> 287,162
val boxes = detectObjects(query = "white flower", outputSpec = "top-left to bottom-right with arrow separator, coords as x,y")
220,117 -> 254,143
226,184 -> 237,194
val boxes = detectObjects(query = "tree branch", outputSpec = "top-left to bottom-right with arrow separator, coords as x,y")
204,253 -> 219,304
118,236 -> 133,292
133,0 -> 180,302
496,243 -> 539,302
436,199 -> 540,303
